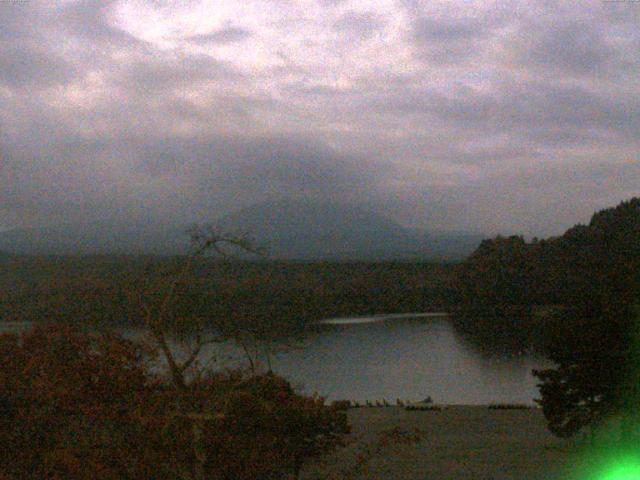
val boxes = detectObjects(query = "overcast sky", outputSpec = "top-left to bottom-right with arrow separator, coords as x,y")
1,0 -> 638,236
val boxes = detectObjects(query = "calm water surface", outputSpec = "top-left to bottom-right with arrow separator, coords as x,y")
1,316 -> 549,405
271,317 -> 548,404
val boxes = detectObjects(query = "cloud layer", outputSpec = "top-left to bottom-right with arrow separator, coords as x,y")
1,0 -> 639,236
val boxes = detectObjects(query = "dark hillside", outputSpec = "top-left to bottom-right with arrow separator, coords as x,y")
454,197 -> 640,354
0,258 -> 456,328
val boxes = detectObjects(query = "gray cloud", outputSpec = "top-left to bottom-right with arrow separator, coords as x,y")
188,27 -> 253,44
0,0 -> 639,237
409,6 -> 509,65
0,2 -> 34,42
0,42 -> 77,88
333,11 -> 385,40
516,20 -> 614,76
0,3 -> 75,88
115,53 -> 243,96
413,16 -> 487,42
382,158 -> 640,236
1,131 -> 389,229
59,0 -> 142,45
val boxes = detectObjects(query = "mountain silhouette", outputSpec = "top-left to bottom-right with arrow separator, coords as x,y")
0,200 -> 482,259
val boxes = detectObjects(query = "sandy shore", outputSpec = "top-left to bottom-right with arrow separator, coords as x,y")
303,406 -> 580,480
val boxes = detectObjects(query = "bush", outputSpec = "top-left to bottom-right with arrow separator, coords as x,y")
0,323 -> 166,479
177,371 -> 350,479
0,324 -> 349,480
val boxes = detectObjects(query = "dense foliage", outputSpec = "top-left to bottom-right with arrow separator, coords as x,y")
532,302 -> 638,439
0,323 -> 164,479
457,198 -> 640,437
0,259 -> 456,330
457,198 -> 640,308
191,372 -> 350,479
0,324 -> 349,480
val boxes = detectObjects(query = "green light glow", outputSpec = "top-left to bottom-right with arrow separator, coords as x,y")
600,458 -> 640,480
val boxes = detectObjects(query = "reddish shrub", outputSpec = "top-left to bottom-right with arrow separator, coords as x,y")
0,325 -> 349,480
200,372 -> 350,479
0,324 -> 169,480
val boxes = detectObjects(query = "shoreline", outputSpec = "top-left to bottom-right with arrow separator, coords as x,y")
317,312 -> 450,325
303,405 -> 575,480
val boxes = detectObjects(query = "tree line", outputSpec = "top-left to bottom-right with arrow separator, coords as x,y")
0,228 -> 353,480
456,197 -> 640,441
0,226 -> 431,480
457,197 -> 640,308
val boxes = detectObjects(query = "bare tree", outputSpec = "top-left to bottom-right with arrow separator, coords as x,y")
134,225 -> 265,480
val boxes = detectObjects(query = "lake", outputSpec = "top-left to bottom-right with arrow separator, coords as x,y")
271,316 -> 549,405
0,315 -> 550,405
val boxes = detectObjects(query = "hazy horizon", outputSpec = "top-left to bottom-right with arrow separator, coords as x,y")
1,0 -> 639,238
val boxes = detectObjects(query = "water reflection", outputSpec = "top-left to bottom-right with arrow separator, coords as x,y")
0,316 -> 549,405
272,317 -> 549,404
317,312 -> 449,325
